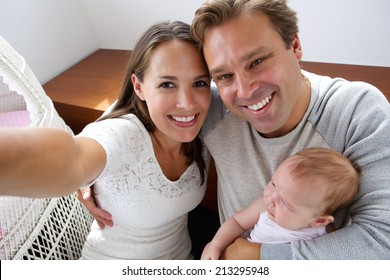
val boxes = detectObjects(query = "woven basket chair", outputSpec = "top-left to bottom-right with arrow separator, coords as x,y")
0,35 -> 93,259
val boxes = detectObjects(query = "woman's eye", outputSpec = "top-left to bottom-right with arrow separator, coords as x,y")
159,82 -> 175,88
194,80 -> 210,87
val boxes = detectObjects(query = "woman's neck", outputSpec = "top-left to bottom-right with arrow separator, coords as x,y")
150,132 -> 188,181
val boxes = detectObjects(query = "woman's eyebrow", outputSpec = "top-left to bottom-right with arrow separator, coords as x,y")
157,75 -> 178,80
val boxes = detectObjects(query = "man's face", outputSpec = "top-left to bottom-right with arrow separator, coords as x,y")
203,12 -> 310,138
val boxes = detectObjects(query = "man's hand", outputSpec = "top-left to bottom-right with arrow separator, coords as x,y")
77,187 -> 113,229
219,237 -> 261,260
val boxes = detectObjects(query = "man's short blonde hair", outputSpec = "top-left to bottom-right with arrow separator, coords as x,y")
191,0 -> 299,49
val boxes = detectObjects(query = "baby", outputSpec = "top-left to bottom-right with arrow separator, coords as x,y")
201,147 -> 360,260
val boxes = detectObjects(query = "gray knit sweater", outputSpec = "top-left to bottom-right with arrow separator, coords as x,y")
201,70 -> 390,259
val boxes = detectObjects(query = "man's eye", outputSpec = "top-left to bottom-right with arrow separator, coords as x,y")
217,74 -> 232,81
160,82 -> 175,88
250,58 -> 263,68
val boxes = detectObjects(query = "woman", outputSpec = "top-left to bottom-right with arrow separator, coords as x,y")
0,21 -> 211,259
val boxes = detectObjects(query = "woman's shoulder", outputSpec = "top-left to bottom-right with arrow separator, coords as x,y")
81,114 -> 146,135
79,114 -> 150,152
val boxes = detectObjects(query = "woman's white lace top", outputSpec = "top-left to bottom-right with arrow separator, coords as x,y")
78,114 -> 207,259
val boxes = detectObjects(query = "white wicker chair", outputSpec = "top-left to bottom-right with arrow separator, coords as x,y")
0,35 -> 93,259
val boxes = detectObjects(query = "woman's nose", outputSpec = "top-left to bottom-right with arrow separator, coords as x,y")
177,88 -> 195,110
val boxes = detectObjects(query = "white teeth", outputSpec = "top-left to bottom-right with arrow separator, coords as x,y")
247,95 -> 273,111
171,115 -> 195,123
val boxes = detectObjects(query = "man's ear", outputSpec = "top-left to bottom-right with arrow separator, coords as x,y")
310,215 -> 334,228
131,73 -> 145,101
290,33 -> 303,61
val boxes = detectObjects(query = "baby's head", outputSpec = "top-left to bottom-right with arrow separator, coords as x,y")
264,148 -> 360,230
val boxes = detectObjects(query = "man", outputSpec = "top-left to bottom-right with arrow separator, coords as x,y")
81,0 -> 390,259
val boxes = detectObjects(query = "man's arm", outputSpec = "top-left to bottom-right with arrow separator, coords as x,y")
220,237 -> 261,260
288,81 -> 390,259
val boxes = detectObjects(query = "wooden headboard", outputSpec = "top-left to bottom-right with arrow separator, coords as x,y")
43,50 -> 390,134
302,61 -> 390,102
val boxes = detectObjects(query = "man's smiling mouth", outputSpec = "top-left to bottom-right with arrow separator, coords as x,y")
247,94 -> 273,111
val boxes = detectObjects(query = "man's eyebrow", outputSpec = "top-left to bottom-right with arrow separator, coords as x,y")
209,47 -> 268,77
241,47 -> 268,63
209,67 -> 224,77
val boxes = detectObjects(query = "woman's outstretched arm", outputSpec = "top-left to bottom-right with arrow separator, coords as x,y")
0,127 -> 106,198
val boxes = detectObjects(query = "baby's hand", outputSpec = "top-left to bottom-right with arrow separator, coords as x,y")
201,242 -> 222,260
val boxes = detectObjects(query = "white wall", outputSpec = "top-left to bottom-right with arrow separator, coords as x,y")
0,0 -> 99,84
0,0 -> 389,84
81,0 -> 203,50
289,0 -> 390,66
82,0 -> 390,67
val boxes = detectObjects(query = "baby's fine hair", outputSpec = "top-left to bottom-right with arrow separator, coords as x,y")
287,147 -> 360,215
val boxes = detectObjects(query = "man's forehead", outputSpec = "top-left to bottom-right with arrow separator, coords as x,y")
202,25 -> 278,75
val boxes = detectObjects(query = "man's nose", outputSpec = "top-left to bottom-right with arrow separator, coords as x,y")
236,72 -> 255,99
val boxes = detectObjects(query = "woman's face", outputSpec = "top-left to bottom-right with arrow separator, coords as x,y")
132,40 -> 211,146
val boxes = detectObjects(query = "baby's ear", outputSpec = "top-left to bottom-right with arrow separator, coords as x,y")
310,215 -> 334,227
